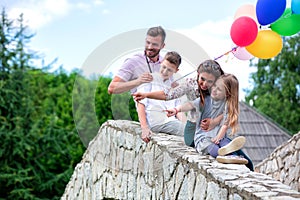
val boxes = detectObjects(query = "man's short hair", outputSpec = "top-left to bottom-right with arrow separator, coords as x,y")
147,26 -> 166,43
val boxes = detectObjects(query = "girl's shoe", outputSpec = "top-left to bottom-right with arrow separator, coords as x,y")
218,136 -> 246,156
216,155 -> 248,165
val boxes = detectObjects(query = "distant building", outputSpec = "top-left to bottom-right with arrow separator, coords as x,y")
237,102 -> 291,166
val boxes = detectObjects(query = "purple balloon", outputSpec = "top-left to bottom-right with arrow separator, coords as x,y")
232,46 -> 254,60
256,0 -> 286,25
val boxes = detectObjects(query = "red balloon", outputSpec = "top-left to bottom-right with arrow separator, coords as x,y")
230,16 -> 258,47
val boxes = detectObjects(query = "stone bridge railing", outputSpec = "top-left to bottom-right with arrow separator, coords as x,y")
62,120 -> 300,199
255,132 -> 300,192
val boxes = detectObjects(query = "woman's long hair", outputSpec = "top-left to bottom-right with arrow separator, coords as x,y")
221,73 -> 240,135
197,60 -> 225,106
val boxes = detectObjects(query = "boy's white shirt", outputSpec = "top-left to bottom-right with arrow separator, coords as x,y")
137,72 -> 181,128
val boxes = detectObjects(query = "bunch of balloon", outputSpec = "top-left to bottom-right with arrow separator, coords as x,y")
231,0 -> 289,60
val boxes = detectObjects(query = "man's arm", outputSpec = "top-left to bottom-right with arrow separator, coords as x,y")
108,76 -> 139,94
108,73 -> 153,94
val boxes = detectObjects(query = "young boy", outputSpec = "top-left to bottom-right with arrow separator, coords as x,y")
136,51 -> 186,143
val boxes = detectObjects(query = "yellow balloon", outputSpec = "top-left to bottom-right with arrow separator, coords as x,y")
246,30 -> 283,59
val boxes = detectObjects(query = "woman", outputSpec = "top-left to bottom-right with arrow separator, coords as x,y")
133,59 -> 225,147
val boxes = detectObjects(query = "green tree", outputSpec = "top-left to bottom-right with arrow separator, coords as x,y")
96,75 -> 138,123
72,74 -> 101,147
245,33 -> 300,134
0,9 -> 85,199
73,73 -> 139,147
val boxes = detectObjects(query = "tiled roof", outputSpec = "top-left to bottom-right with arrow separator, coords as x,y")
237,102 -> 292,166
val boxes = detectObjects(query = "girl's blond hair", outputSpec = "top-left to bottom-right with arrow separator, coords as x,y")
221,73 -> 240,135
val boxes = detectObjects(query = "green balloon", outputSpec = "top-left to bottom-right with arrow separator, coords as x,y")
271,8 -> 300,36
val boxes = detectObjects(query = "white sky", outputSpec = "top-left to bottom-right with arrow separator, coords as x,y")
2,0 -> 289,100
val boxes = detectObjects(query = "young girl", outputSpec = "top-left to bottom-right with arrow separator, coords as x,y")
167,74 -> 250,165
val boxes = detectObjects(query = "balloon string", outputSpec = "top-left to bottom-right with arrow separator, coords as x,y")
172,70 -> 197,82
214,46 -> 238,61
172,46 -> 238,83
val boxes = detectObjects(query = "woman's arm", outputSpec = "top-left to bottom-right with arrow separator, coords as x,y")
133,78 -> 194,101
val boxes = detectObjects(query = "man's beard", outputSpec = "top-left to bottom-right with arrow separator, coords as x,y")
145,48 -> 160,59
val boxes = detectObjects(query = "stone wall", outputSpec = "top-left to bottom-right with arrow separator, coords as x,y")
255,132 -> 300,192
62,120 -> 300,200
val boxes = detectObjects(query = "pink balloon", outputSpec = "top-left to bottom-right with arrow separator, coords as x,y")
234,4 -> 258,22
232,46 -> 254,60
230,16 -> 258,47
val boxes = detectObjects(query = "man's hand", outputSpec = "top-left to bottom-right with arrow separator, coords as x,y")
137,72 -> 153,85
141,127 -> 152,143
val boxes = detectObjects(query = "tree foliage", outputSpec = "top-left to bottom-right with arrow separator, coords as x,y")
245,33 -> 300,134
0,9 -> 85,199
0,8 -> 138,199
94,76 -> 138,125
